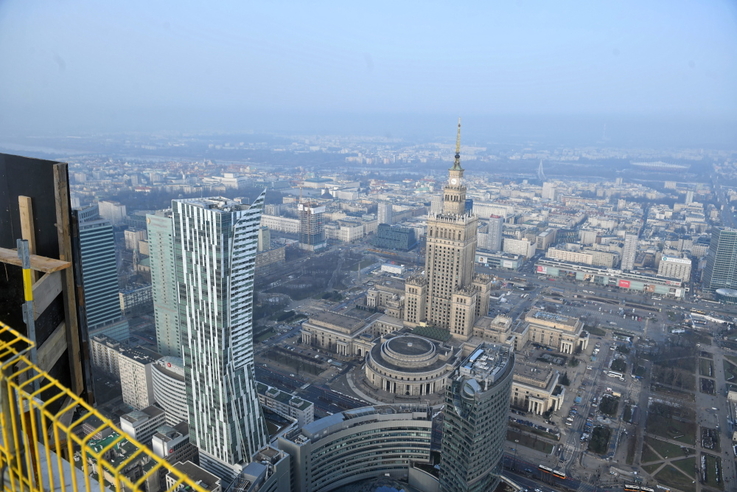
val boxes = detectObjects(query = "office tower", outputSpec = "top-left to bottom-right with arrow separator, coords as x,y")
703,228 -> 737,292
298,201 -> 327,251
685,190 -> 694,205
378,201 -> 393,225
77,206 -> 130,340
542,182 -> 556,201
0,153 -> 85,397
440,343 -> 514,492
98,200 -> 127,225
173,195 -> 268,485
488,215 -> 503,252
404,121 -> 492,339
257,226 -> 271,252
147,212 -> 181,357
621,233 -> 638,272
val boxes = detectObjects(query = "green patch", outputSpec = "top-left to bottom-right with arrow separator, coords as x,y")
655,465 -> 697,492
672,457 -> 696,477
599,395 -> 619,417
611,358 -> 627,373
255,328 -> 277,342
703,453 -> 724,490
623,404 -> 632,423
587,325 -> 606,337
412,325 -> 452,342
640,443 -> 661,463
587,426 -> 611,455
508,421 -> 560,441
633,365 -> 646,377
625,434 -> 636,465
723,359 -> 737,383
651,383 -> 695,402
615,345 -> 630,354
651,362 -> 696,390
506,428 -> 555,454
699,358 -> 714,377
645,436 -> 688,460
725,354 -> 737,366
641,463 -> 662,475
646,403 -> 696,445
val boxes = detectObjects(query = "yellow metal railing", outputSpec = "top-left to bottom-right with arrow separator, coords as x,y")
0,322 -> 207,492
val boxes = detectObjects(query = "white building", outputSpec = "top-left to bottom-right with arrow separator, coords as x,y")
90,335 -> 122,377
173,195 -> 268,485
658,255 -> 692,282
260,214 -> 300,234
503,237 -> 536,258
621,233 -> 638,271
152,357 -> 188,426
98,200 -> 127,225
119,346 -> 160,411
119,406 -> 166,446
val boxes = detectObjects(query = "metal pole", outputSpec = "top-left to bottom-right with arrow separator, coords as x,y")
17,239 -> 39,393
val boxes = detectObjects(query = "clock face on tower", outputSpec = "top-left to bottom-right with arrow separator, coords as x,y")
450,178 -> 457,185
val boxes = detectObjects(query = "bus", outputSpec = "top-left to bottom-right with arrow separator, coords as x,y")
538,465 -> 566,480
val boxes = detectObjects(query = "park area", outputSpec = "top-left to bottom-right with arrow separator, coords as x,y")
645,402 -> 696,445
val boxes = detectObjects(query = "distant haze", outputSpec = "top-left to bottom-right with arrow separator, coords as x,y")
1,1 -> 736,146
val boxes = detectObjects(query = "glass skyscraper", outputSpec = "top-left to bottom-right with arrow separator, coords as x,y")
703,228 -> 737,292
440,343 -> 514,492
172,194 -> 268,485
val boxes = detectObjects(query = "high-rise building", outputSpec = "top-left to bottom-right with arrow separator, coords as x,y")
487,215 -> 503,252
98,200 -> 127,225
377,201 -> 393,225
151,356 -> 188,426
118,345 -> 160,410
621,233 -> 638,272
147,212 -> 180,357
542,182 -> 556,201
440,343 -> 514,492
298,202 -> 327,251
76,206 -> 130,340
703,228 -> 737,292
172,195 -> 268,485
404,121 -> 492,339
685,190 -> 694,205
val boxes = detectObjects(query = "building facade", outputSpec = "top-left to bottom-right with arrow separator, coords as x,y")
405,121 -> 492,339
703,228 -> 737,292
621,233 -> 638,271
440,343 -> 514,492
151,356 -> 188,426
147,212 -> 181,357
658,255 -> 692,282
298,202 -> 327,251
278,406 -> 433,492
76,206 -> 130,340
173,196 -> 268,485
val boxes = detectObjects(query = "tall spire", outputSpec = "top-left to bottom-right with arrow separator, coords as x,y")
451,117 -> 463,170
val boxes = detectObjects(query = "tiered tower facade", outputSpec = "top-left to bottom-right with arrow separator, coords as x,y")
405,120 -> 491,339
172,195 -> 268,485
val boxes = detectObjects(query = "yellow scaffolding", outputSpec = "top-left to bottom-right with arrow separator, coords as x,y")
0,322 -> 207,492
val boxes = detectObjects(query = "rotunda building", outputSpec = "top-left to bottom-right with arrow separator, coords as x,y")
365,333 -> 461,397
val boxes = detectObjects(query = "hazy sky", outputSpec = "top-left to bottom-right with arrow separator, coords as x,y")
1,1 -> 736,141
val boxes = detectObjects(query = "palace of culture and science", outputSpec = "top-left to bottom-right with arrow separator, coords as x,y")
405,120 -> 493,338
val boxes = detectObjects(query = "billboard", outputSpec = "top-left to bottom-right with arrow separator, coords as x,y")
618,279 -> 631,288
537,265 -> 547,274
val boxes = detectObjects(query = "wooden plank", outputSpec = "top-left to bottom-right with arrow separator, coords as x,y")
19,196 -> 38,282
32,271 -> 62,320
36,321 -> 67,373
53,163 -> 84,398
0,247 -> 71,273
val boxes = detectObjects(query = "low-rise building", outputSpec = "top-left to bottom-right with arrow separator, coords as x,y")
256,382 -> 314,427
119,406 -> 167,446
